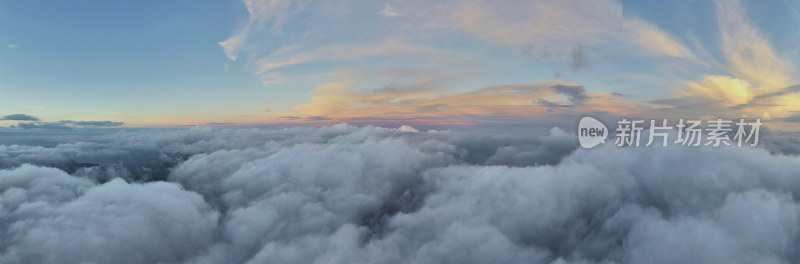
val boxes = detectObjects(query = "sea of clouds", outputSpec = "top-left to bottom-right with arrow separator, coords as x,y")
1,123 -> 800,263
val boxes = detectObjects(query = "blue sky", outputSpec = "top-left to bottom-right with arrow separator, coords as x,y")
0,1 -> 265,125
1,0 -> 800,130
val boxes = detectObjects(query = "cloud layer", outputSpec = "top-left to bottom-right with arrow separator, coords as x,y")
13,120 -> 125,130
1,124 -> 800,263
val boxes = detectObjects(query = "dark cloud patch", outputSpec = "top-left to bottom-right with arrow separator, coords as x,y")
306,116 -> 332,121
731,103 -> 786,110
535,99 -> 574,112
550,84 -> 589,104
17,122 -> 73,130
16,120 -> 124,130
1,114 -> 39,121
474,83 -> 589,107
569,45 -> 590,71
752,84 -> 800,100
535,99 -> 570,107
281,116 -> 301,120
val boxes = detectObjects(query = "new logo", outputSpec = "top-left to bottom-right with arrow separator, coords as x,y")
578,117 -> 608,148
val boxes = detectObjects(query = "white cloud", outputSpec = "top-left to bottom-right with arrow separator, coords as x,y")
0,165 -> 219,264
2,125 -> 800,263
379,4 -> 402,17
219,0 -> 311,61
219,28 -> 248,61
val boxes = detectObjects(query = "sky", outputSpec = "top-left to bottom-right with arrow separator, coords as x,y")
6,2 -> 800,262
1,0 -> 800,130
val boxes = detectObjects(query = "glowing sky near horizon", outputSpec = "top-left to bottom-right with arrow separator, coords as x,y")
1,0 -> 800,130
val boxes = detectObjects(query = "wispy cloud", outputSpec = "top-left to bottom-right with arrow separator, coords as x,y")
623,18 -> 696,60
631,0 -> 799,129
715,0 -> 792,89
254,41 -> 440,75
220,0 -> 627,84
448,0 -> 621,46
218,0 -> 311,61
22,105 -> 44,110
213,0 -> 800,130
378,4 -> 401,17
204,122 -> 234,125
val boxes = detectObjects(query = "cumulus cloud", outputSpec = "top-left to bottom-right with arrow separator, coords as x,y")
0,165 -> 218,264
2,124 -> 800,263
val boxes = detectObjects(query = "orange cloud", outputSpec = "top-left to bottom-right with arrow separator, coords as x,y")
678,76 -> 753,107
282,81 -> 644,125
